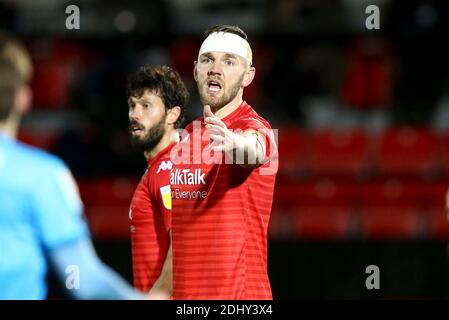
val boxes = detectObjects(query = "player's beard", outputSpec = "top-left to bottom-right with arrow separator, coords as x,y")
198,72 -> 244,110
129,115 -> 166,153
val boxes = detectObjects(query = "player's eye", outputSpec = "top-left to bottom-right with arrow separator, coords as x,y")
143,103 -> 150,109
224,59 -> 235,67
201,57 -> 212,64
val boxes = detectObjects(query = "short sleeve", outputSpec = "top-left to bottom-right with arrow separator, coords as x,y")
32,161 -> 89,249
233,117 -> 278,163
159,184 -> 172,232
151,159 -> 173,232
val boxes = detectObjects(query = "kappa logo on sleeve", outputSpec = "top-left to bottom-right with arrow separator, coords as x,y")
157,160 -> 173,174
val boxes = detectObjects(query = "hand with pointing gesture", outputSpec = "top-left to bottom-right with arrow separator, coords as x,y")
203,105 -> 245,154
203,105 -> 264,168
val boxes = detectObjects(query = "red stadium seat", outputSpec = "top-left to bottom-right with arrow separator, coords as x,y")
308,129 -> 370,176
277,126 -> 309,176
77,178 -> 138,239
31,60 -> 72,108
436,132 -> 449,176
372,127 -> 439,176
341,38 -> 394,109
79,177 -> 137,206
358,205 -> 424,239
356,178 -> 444,207
427,205 -> 449,239
30,41 -> 89,109
17,129 -> 58,151
268,207 -> 297,240
291,205 -> 354,240
85,205 -> 130,240
170,39 -> 201,77
274,177 -> 359,208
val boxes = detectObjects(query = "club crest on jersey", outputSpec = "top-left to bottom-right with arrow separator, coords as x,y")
157,160 -> 173,174
170,169 -> 206,185
160,185 -> 172,210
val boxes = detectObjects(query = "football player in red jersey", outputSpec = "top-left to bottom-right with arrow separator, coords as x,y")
127,65 -> 189,299
170,25 -> 278,299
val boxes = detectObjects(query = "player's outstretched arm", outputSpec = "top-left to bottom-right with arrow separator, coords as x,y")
204,105 -> 265,168
49,236 -> 144,300
148,231 -> 172,299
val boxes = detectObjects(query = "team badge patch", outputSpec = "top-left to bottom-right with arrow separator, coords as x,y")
160,185 -> 172,210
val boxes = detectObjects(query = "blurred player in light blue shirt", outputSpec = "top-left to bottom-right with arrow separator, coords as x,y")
0,32 -> 152,300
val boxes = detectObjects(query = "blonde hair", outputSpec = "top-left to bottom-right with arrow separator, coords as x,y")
0,32 -> 32,82
0,32 -> 33,120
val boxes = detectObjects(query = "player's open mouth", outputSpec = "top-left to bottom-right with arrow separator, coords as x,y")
207,80 -> 222,93
130,124 -> 144,134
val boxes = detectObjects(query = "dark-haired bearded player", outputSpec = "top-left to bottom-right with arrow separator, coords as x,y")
170,25 -> 278,300
127,65 -> 188,298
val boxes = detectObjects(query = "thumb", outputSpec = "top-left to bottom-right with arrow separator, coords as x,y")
203,105 -> 214,119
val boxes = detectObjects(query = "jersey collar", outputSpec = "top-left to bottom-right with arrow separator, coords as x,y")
147,142 -> 177,167
203,101 -> 249,127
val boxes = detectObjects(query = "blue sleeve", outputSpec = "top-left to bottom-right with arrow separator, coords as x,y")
49,236 -> 144,300
31,160 -> 89,249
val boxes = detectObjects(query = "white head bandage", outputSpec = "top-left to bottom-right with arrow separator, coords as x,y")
198,32 -> 252,65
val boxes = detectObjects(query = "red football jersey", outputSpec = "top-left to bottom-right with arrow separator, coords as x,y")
170,101 -> 278,300
129,143 -> 175,292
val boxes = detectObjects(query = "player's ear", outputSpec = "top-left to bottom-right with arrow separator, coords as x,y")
14,86 -> 32,115
167,106 -> 181,126
193,61 -> 198,82
242,66 -> 255,88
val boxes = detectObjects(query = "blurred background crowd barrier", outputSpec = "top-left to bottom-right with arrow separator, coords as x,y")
2,0 -> 449,298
